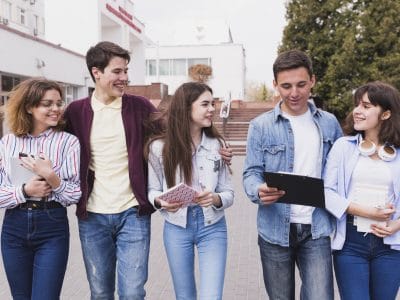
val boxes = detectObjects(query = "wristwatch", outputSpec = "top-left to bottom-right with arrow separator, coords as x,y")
21,183 -> 29,199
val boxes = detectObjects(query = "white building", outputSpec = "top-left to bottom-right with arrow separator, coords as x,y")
44,0 -> 148,84
0,0 -> 150,133
145,20 -> 246,100
0,0 -> 90,109
0,0 -> 45,38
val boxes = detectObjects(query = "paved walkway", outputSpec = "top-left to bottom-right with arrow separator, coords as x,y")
0,157 -> 398,299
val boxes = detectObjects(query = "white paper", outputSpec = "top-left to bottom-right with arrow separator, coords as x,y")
353,183 -> 388,233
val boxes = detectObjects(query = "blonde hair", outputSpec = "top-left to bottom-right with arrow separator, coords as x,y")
6,78 -> 64,136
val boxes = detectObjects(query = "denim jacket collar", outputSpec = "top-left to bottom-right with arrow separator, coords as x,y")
198,131 -> 218,152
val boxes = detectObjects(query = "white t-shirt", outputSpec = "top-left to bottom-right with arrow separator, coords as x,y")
283,109 -> 320,224
347,155 -> 393,205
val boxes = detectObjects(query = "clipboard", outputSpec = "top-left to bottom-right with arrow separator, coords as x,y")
264,172 -> 325,208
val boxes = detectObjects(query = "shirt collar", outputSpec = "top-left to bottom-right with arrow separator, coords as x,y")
26,128 -> 53,138
273,99 -> 319,122
198,131 -> 214,151
91,93 -> 122,111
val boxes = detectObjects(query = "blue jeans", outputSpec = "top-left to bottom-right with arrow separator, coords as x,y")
78,207 -> 150,300
163,206 -> 227,300
258,223 -> 334,300
333,218 -> 400,300
1,207 -> 69,300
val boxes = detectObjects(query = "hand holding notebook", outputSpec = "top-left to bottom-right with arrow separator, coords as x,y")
158,183 -> 197,206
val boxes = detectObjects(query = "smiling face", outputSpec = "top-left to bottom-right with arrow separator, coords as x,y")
92,56 -> 129,103
353,92 -> 389,140
273,67 -> 315,116
29,89 -> 64,135
190,91 -> 215,133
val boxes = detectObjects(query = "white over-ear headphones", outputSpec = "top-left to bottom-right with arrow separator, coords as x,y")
358,139 -> 397,161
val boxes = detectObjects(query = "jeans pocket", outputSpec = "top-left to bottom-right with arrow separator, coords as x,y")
45,208 -> 67,222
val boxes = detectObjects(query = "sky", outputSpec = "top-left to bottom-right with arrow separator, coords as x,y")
134,0 -> 288,88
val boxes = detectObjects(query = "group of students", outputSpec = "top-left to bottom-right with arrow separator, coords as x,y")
0,41 -> 398,300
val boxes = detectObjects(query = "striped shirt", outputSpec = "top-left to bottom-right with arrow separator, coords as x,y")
0,128 -> 81,208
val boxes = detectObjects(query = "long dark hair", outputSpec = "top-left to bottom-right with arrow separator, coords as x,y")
344,81 -> 400,147
162,82 -> 225,187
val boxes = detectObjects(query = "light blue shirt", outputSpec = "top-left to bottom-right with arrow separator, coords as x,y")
324,134 -> 400,250
148,133 -> 234,228
243,101 -> 343,247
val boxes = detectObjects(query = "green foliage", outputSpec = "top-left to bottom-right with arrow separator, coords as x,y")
246,81 -> 273,102
280,0 -> 400,120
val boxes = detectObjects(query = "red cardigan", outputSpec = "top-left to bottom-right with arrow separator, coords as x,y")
64,94 -> 157,219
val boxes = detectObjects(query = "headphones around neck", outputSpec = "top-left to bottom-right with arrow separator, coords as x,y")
358,139 -> 397,162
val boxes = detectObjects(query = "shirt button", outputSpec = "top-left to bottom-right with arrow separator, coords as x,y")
207,221 -> 211,224
200,166 -> 203,170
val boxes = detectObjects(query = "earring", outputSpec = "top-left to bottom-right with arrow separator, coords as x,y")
358,139 -> 376,156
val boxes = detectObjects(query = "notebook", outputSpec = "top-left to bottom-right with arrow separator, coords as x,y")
9,157 -> 42,201
158,183 -> 197,206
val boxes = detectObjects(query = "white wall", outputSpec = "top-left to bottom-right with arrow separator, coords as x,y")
44,0 -> 147,84
0,26 -> 90,94
44,0 -> 99,55
145,44 -> 246,100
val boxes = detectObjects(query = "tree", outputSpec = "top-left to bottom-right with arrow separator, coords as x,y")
280,0 -> 400,119
245,81 -> 273,102
188,64 -> 212,83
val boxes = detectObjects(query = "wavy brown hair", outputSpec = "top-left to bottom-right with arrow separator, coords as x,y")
162,82 -> 225,187
343,81 -> 400,147
6,78 -> 64,136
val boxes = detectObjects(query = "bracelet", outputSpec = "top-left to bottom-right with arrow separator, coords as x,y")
21,183 -> 29,199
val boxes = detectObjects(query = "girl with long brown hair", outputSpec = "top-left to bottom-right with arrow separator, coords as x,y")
147,82 -> 234,300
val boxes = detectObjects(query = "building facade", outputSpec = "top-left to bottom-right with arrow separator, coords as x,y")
144,20 -> 246,101
0,0 -> 150,135
0,0 -> 90,109
44,0 -> 148,84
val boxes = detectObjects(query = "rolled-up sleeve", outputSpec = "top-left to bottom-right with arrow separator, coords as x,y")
147,141 -> 164,208
323,139 -> 351,219
214,161 -> 234,210
53,137 -> 82,206
243,122 -> 264,204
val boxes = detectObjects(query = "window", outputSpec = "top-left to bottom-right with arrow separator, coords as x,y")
18,7 -> 26,25
188,58 -> 209,67
1,0 -> 12,19
172,59 -> 186,76
64,85 -> 78,104
146,59 -> 157,76
34,14 -> 39,31
1,75 -> 20,92
145,58 -> 211,77
159,59 -> 170,76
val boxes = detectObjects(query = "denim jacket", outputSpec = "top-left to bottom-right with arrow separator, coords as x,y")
324,134 -> 400,250
243,101 -> 343,247
148,133 -> 234,228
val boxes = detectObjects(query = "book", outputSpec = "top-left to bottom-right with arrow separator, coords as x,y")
353,183 -> 388,233
158,183 -> 197,206
9,157 -> 42,201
